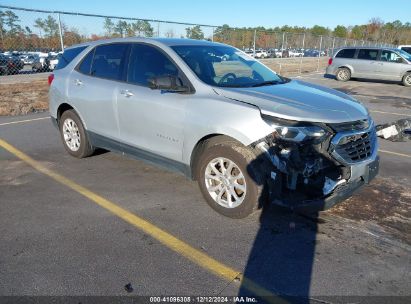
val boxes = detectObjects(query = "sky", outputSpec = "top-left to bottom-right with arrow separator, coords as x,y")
1,0 -> 410,29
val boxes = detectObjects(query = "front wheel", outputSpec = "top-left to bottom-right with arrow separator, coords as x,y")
336,67 -> 351,82
196,142 -> 266,219
59,110 -> 94,158
402,72 -> 411,87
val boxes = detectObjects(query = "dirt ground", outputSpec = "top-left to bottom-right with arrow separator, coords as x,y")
0,79 -> 49,116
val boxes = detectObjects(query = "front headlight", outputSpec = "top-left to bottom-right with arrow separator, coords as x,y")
263,116 -> 329,143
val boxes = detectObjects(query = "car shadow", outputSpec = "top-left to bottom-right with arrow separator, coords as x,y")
323,73 -> 335,80
238,154 -> 323,303
93,148 -> 109,156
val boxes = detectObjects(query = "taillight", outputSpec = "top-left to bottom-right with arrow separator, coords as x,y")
48,73 -> 54,86
328,58 -> 333,65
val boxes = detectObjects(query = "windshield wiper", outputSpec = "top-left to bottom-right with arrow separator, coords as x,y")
251,80 -> 281,87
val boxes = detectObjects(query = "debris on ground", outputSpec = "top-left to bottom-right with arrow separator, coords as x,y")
124,282 -> 134,293
376,119 -> 411,141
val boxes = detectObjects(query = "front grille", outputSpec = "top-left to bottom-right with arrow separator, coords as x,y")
329,119 -> 370,132
334,131 -> 374,163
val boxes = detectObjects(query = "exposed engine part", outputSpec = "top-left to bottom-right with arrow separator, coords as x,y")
287,171 -> 298,190
376,119 -> 411,142
256,142 -> 288,173
323,177 -> 347,196
302,158 -> 322,178
254,135 -> 348,198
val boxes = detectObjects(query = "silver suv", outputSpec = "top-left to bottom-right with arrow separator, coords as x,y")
326,47 -> 411,86
49,38 -> 379,218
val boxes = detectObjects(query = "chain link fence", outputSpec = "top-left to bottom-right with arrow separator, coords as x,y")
0,5 -> 396,77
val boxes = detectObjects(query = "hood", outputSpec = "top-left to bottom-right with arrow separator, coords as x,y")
214,80 -> 369,123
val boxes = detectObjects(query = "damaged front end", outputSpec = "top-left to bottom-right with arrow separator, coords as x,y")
251,116 -> 380,212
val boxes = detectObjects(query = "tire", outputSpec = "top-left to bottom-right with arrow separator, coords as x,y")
336,67 -> 351,82
59,110 -> 94,158
402,72 -> 411,87
195,141 -> 266,219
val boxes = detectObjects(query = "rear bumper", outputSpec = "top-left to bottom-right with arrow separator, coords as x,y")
325,65 -> 336,75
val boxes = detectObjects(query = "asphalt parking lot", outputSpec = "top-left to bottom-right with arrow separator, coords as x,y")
0,73 -> 410,302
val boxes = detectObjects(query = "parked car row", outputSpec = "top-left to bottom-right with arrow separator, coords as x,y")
242,48 -> 327,59
0,50 -> 62,75
0,53 -> 24,75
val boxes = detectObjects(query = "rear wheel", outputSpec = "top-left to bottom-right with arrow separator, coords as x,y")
59,110 -> 94,158
195,141 -> 266,219
402,72 -> 411,87
336,67 -> 351,82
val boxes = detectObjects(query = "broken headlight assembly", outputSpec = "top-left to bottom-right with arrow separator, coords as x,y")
262,115 -> 330,143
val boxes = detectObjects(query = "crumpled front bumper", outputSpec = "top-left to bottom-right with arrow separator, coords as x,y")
267,120 -> 380,213
289,155 -> 379,212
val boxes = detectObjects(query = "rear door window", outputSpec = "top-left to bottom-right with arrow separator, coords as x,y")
335,49 -> 356,58
90,43 -> 130,81
357,49 -> 378,60
55,46 -> 87,70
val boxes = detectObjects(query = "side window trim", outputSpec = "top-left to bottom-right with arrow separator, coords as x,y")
126,42 -> 195,93
91,43 -> 131,82
55,45 -> 88,70
378,50 -> 387,62
75,47 -> 95,75
354,48 -> 359,59
376,49 -> 384,61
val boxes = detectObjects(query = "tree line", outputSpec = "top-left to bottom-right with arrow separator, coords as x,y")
0,9 -> 409,52
213,18 -> 411,49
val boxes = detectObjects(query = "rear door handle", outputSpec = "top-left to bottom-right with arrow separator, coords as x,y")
120,89 -> 134,97
74,79 -> 83,86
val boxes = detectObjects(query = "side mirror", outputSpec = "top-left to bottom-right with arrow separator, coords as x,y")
148,75 -> 189,93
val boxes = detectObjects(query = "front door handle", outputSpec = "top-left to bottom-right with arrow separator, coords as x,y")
74,79 -> 83,86
120,89 -> 134,97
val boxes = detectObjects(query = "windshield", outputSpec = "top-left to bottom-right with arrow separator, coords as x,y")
398,49 -> 411,62
171,45 -> 286,88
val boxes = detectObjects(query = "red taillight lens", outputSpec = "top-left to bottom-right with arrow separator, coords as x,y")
328,58 -> 333,65
48,73 -> 54,86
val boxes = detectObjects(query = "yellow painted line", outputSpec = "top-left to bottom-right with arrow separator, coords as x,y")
379,149 -> 411,159
371,110 -> 411,117
0,117 -> 49,126
0,138 -> 283,301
